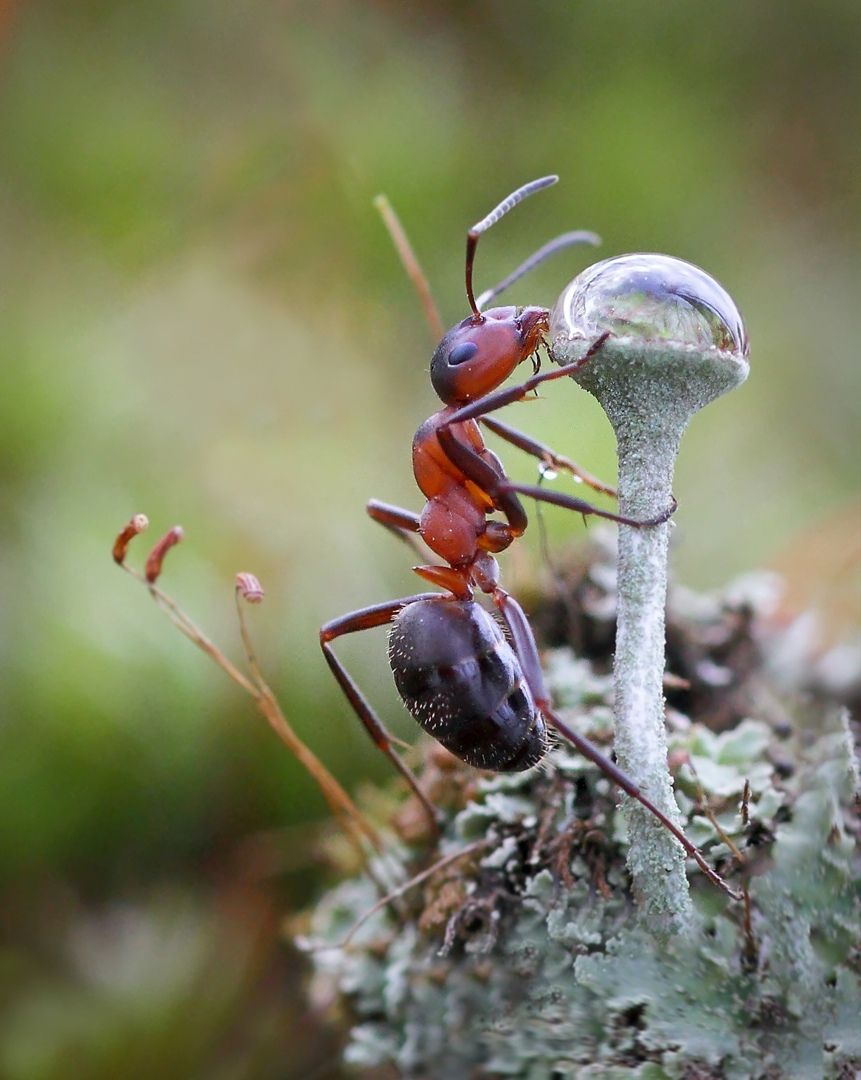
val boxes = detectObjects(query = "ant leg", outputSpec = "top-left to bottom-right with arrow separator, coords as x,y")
437,337 -> 664,524
367,500 -> 421,534
366,499 -> 426,558
435,428 -> 528,538
480,415 -> 617,497
491,587 -> 741,901
437,425 -> 673,539
442,332 -> 612,429
320,593 -> 442,832
501,483 -> 677,528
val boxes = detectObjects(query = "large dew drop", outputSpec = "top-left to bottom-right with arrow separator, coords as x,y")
551,253 -> 749,358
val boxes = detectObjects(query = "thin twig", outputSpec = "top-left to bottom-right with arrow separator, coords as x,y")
737,777 -> 757,969
326,838 -> 490,951
233,590 -> 385,856
374,194 -> 445,341
123,563 -> 259,694
687,758 -> 745,864
741,779 -> 751,826
688,760 -> 757,962
117,557 -> 385,862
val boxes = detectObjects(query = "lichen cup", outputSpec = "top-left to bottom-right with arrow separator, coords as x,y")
550,253 -> 750,931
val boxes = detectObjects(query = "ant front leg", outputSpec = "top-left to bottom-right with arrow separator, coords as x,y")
443,331 -> 612,430
320,593 -> 442,833
436,332 -> 668,527
491,587 -> 741,901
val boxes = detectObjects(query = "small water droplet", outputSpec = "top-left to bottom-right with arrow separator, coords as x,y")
538,462 -> 558,481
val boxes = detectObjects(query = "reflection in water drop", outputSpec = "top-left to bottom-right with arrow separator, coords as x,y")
551,253 -> 749,358
537,462 -> 558,481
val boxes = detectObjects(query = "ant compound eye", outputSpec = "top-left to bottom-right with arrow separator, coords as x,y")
448,341 -> 479,367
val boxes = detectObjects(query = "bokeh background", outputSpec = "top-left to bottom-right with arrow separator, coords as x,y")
1,2 -> 858,1076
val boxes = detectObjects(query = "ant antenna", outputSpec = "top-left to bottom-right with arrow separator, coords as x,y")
465,175 -> 559,320
475,229 -> 601,312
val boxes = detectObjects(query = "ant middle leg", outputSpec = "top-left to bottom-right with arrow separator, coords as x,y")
480,415 -> 617,497
435,428 -> 528,541
436,426 -> 673,541
433,334 -> 644,525
367,499 -> 426,558
367,499 -> 421,535
490,587 -> 741,901
501,483 -> 677,528
320,593 -> 442,832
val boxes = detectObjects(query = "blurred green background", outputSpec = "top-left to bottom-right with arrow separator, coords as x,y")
0,2 -> 858,1076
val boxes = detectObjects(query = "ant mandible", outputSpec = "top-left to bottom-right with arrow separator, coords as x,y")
320,177 -> 735,899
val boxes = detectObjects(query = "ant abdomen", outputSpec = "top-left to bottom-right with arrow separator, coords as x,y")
388,598 -> 548,772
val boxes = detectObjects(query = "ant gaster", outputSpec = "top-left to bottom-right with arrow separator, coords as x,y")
320,177 -> 736,899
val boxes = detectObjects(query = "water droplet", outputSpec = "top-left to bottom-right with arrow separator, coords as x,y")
551,253 -> 748,358
538,462 -> 558,481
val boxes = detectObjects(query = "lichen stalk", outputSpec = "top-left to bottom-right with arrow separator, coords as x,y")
612,418 -> 692,930
572,348 -> 707,930
557,332 -> 748,928
549,253 -> 750,928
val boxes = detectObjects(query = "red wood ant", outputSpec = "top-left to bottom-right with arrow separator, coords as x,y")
320,177 -> 737,899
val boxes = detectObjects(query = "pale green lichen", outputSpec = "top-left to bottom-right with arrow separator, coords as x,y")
302,549 -> 860,1079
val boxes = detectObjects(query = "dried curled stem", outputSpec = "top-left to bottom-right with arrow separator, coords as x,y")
112,516 -> 385,869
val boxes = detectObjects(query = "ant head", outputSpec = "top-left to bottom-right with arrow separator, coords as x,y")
430,306 -> 548,404
431,176 -> 559,405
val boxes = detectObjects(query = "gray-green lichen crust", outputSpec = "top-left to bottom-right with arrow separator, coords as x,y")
303,550 -> 860,1079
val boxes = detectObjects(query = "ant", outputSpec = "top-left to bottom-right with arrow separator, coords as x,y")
320,176 -> 737,899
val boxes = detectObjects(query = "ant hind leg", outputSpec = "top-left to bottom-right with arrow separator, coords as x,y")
490,587 -> 741,901
320,593 -> 442,833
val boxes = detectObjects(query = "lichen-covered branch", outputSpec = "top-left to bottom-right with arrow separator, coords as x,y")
303,543 -> 860,1079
